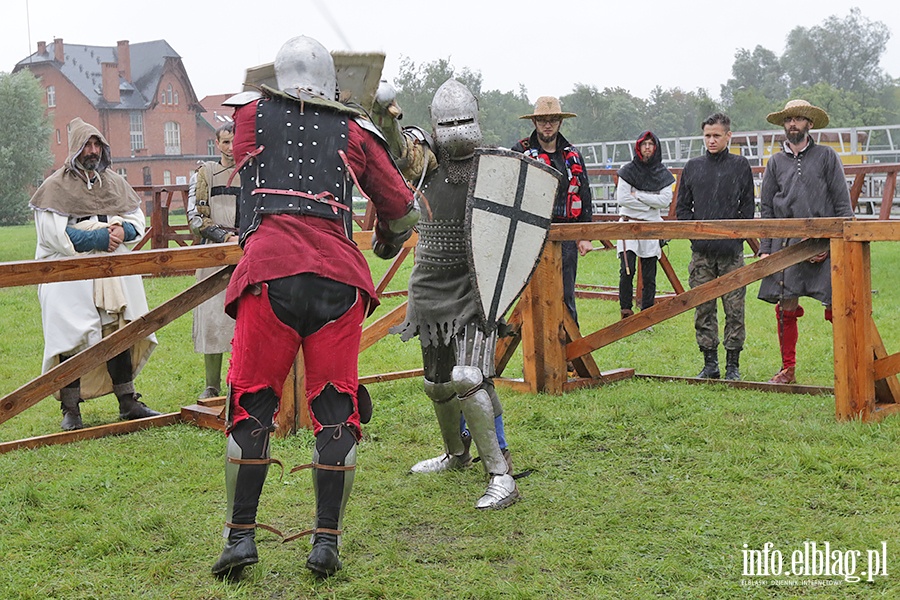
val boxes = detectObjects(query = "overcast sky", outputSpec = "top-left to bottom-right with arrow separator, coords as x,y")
3,0 -> 899,106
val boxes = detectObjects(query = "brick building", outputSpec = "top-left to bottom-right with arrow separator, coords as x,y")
14,38 -> 221,211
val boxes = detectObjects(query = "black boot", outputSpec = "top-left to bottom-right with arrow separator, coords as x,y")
211,525 -> 258,580
307,532 -> 342,577
725,349 -> 741,381
117,392 -> 161,420
60,387 -> 83,431
697,348 -> 720,379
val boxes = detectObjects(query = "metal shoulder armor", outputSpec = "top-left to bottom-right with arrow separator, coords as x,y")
223,90 -> 263,107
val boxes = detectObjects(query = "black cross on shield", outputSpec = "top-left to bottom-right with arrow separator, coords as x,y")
465,148 -> 564,325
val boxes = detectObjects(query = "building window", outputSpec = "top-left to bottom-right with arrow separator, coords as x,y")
207,139 -> 216,155
163,170 -> 172,185
47,86 -> 56,107
143,166 -> 152,186
160,92 -> 165,104
117,167 -> 128,179
174,90 -> 179,105
56,129 -> 61,144
130,111 -> 144,152
166,84 -> 174,105
164,121 -> 181,155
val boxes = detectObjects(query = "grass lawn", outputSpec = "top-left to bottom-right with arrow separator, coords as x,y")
1,223 -> 899,599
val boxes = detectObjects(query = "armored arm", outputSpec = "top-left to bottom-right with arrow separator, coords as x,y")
371,81 -> 437,183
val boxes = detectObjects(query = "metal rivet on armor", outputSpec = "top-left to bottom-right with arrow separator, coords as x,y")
300,126 -> 304,130
289,173 -> 294,177
257,129 -> 263,133
314,125 -> 319,129
287,122 -> 292,126
310,158 -> 315,163
337,166 -> 342,171
288,203 -> 294,207
288,140 -> 293,145
309,176 -> 314,180
341,134 -> 346,139
288,157 -> 293,161
313,141 -> 318,146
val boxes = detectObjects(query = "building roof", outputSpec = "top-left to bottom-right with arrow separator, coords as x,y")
198,94 -> 236,131
15,39 -> 186,110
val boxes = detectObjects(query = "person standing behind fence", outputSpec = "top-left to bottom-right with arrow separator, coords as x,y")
29,117 -> 161,431
676,113 -> 755,381
512,97 -> 593,327
615,131 -> 674,319
757,100 -> 854,384
187,122 -> 239,399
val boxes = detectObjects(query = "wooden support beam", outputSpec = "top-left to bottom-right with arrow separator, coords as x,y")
844,221 -> 900,242
563,310 -> 601,379
359,369 -> 423,385
0,412 -> 181,454
879,171 -> 897,221
635,374 -> 834,396
831,238 -> 874,421
0,266 -> 234,426
657,251 -> 685,294
374,247 -> 412,296
495,303 -> 524,376
567,238 -> 829,360
360,302 -> 408,352
871,320 -> 900,404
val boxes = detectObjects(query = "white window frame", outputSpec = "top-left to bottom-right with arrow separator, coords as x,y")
164,121 -> 181,155
130,111 -> 144,152
47,85 -> 56,107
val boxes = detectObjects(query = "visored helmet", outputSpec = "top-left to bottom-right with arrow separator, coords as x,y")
430,79 -> 482,160
274,35 -> 337,100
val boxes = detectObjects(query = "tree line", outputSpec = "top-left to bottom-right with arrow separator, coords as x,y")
392,8 -> 899,148
1,8 -> 897,226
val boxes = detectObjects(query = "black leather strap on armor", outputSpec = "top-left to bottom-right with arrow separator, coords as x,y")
237,95 -> 353,242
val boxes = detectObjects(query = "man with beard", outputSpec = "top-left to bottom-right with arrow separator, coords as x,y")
512,97 -> 593,329
676,113 -> 755,381
615,131 -> 675,319
757,100 -> 854,384
372,78 -> 519,510
210,36 -> 418,580
30,117 -> 160,430
187,122 -> 239,399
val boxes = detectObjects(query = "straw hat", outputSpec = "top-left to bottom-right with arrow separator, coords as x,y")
519,96 -> 577,120
766,99 -> 829,129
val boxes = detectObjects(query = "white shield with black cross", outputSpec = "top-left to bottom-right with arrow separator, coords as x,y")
466,148 -> 564,325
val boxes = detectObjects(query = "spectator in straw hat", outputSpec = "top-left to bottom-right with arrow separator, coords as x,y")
757,99 -> 854,384
512,97 -> 593,329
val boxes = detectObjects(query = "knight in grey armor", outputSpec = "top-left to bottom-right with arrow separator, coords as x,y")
373,79 -> 518,510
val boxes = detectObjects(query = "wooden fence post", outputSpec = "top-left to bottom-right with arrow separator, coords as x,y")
518,241 -> 566,394
831,237 -> 874,420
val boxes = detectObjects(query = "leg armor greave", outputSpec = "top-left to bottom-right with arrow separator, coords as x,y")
212,388 -> 277,579
453,366 -> 519,510
410,379 -> 472,473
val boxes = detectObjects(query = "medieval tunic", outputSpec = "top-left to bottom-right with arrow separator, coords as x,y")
188,160 -> 238,354
757,139 -> 854,305
394,161 -> 482,349
30,118 -> 156,400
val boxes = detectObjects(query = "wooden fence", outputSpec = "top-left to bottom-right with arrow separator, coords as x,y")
2,194 -> 900,451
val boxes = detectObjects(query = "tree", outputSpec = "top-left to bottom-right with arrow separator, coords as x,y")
391,56 -> 482,132
479,85 -> 533,148
0,70 -> 52,225
646,87 -> 719,138
726,88 -> 781,132
720,46 -> 789,105
790,82 -> 886,128
782,8 -> 891,93
561,84 -> 646,142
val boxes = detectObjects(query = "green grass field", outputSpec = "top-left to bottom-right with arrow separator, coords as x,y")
2,224 -> 900,599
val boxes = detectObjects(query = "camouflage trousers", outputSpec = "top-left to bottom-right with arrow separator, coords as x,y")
688,251 -> 746,351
